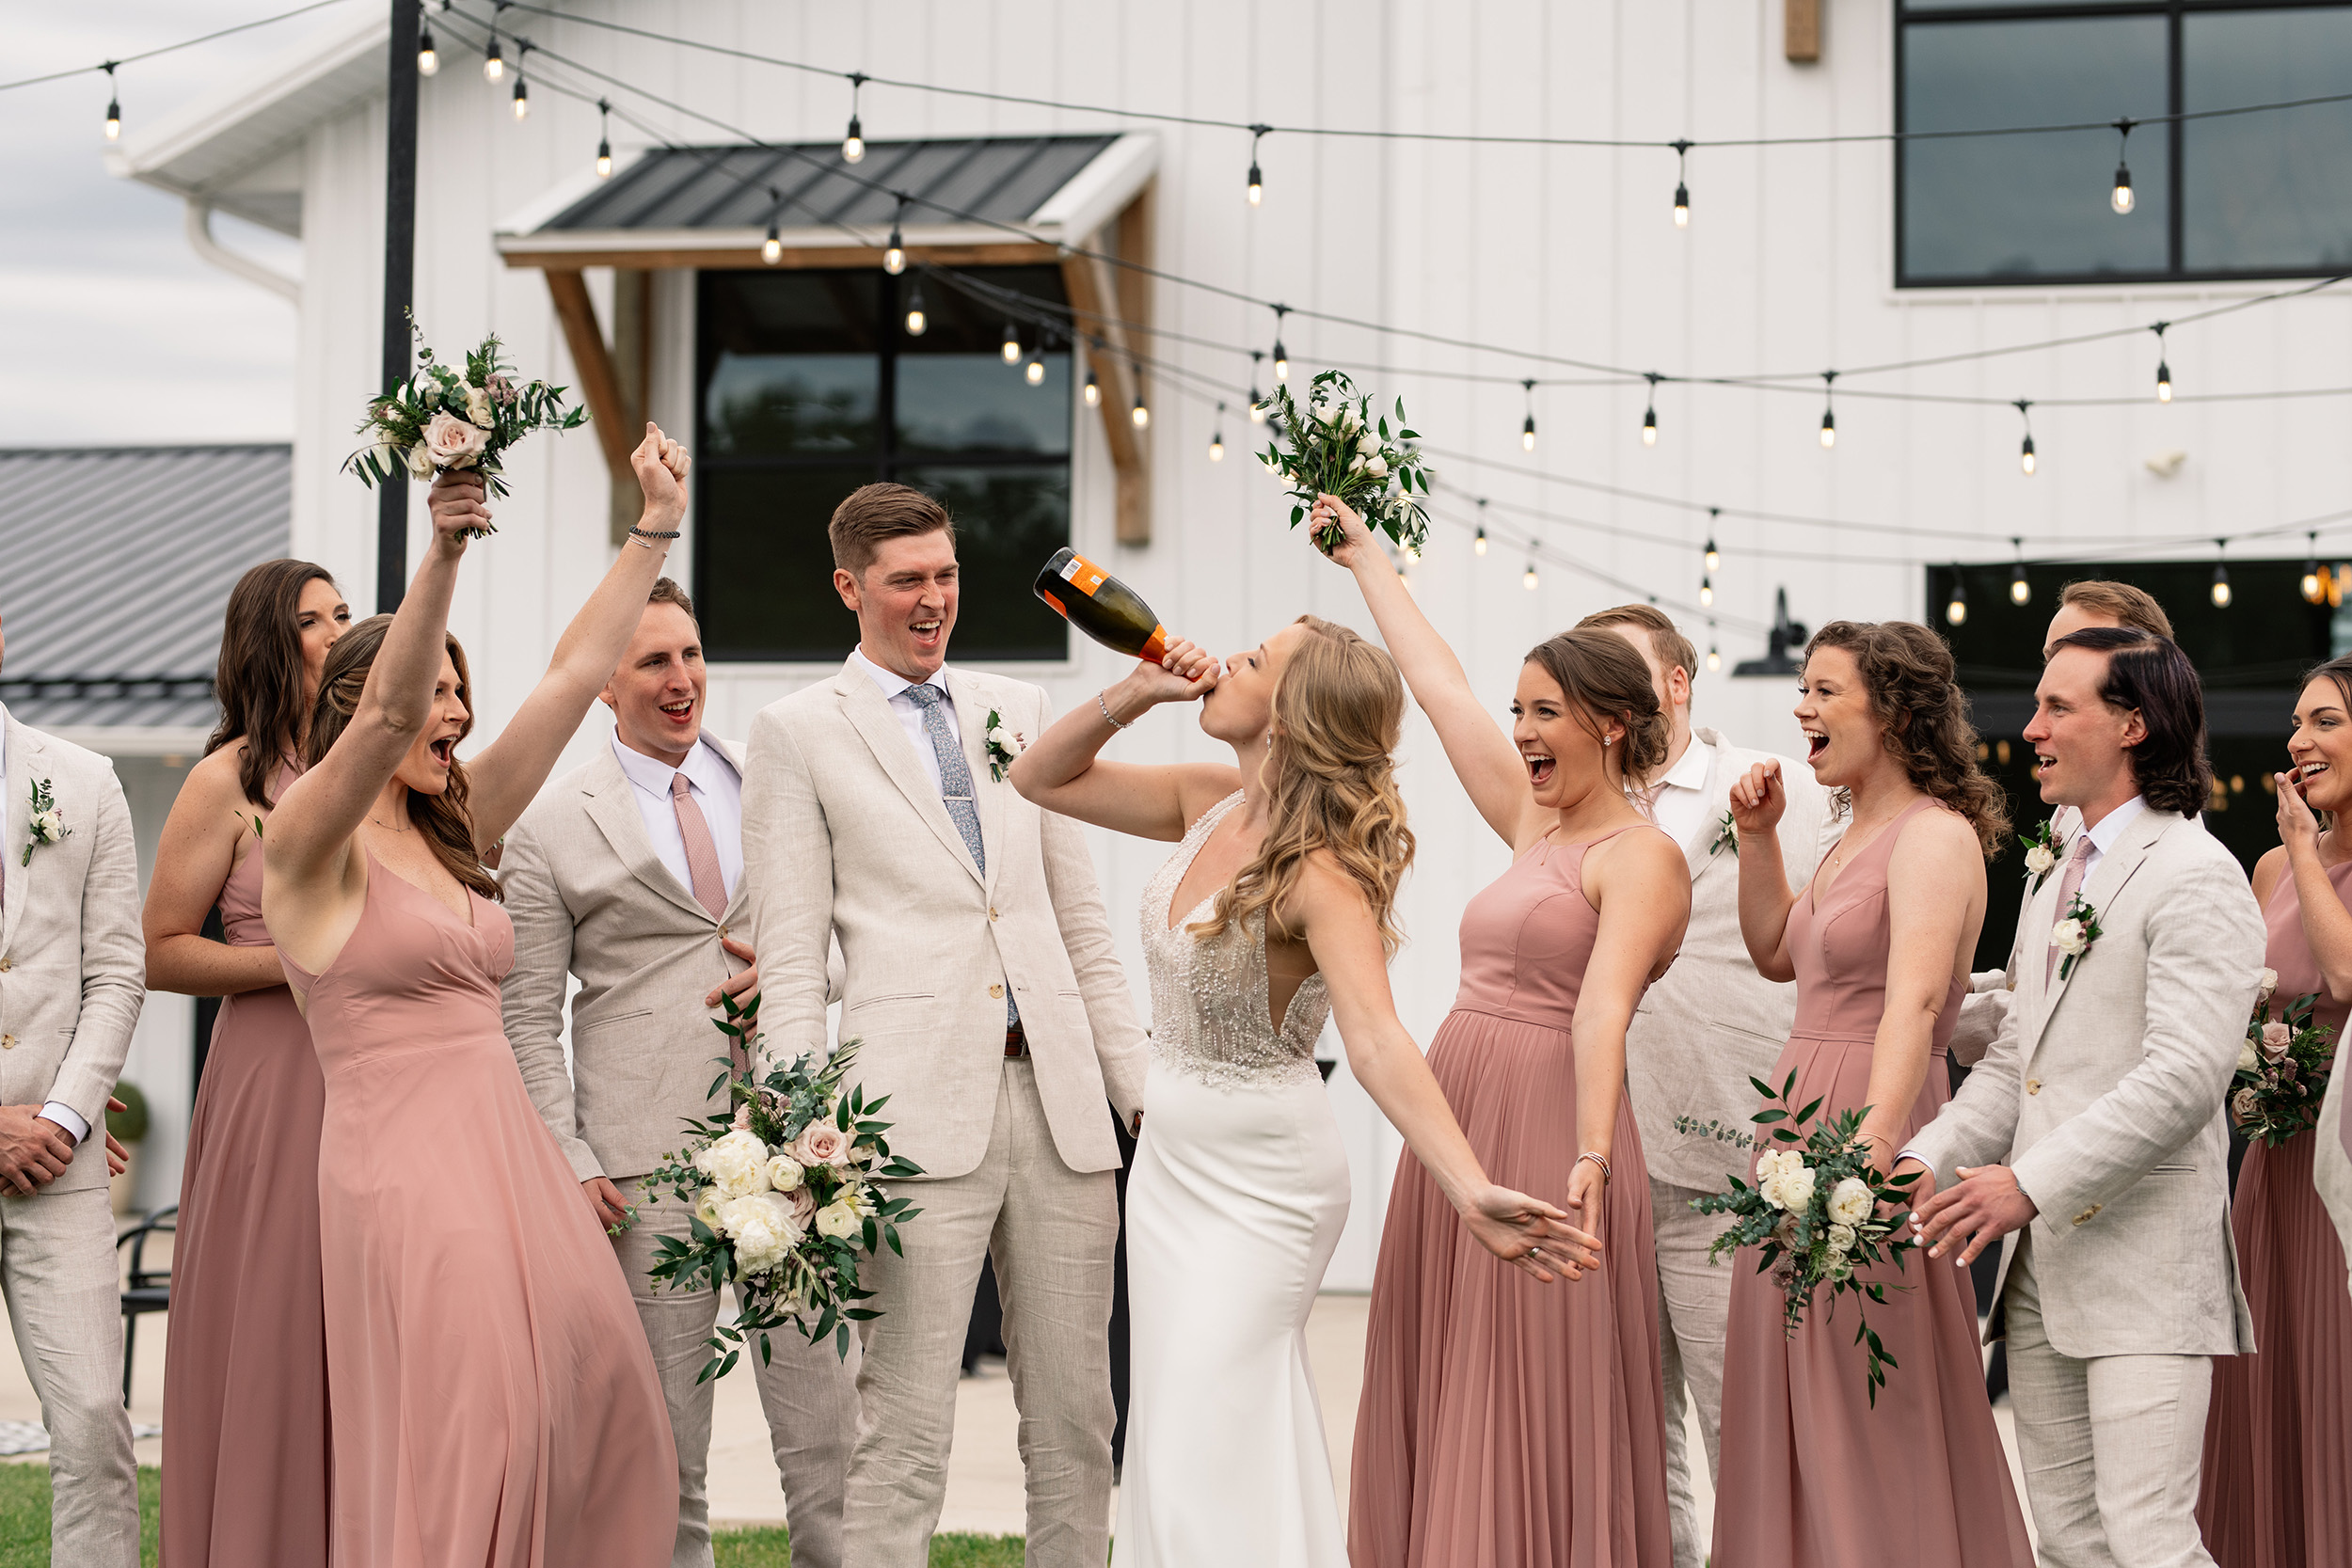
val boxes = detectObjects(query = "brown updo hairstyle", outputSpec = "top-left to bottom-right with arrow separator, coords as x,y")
1523,627 -> 1672,784
1805,620 -> 2010,854
304,614 -> 501,901
205,558 -> 340,808
1192,615 -> 1416,956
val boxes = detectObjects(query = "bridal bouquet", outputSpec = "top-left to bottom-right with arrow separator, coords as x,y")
1258,370 -> 1432,555
2233,970 -> 2337,1148
1679,1071 -> 1923,1404
643,1001 -> 923,1377
342,322 -> 588,530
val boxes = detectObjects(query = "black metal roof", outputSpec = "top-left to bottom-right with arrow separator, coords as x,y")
541,135 -> 1120,234
0,444 -> 292,730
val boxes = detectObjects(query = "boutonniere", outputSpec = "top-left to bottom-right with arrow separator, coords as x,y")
2051,894 -> 2103,982
21,779 -> 67,867
1708,809 -> 1739,859
2021,816 -> 2069,890
983,709 -> 1025,784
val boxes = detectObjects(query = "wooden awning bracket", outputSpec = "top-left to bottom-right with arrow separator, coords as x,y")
542,268 -> 643,545
1058,182 -> 1155,546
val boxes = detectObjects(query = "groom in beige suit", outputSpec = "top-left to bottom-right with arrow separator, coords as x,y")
0,653 -> 144,1563
1581,605 -> 1839,1568
743,484 -> 1147,1568
502,580 -> 858,1568
1906,627 -> 2262,1567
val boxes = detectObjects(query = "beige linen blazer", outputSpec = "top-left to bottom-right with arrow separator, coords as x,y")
0,710 -> 143,1193
501,736 -> 819,1184
743,661 -> 1147,1181
1908,806 -> 2265,1358
1629,729 -> 1843,1192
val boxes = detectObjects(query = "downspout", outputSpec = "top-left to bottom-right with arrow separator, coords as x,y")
183,199 -> 300,303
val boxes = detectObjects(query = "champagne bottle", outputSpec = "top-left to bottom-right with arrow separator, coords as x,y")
1032,547 -> 1168,664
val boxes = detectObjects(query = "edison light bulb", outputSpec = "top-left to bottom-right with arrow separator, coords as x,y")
484,41 -> 504,82
418,30 -> 439,75
2111,164 -> 2135,214
1247,396 -> 1267,424
843,117 -> 865,164
1820,411 -> 1836,449
2212,566 -> 2232,608
1707,646 -> 1722,673
2010,568 -> 2030,606
1673,182 -> 1689,228
883,230 -> 905,275
512,78 -> 529,119
1273,344 -> 1289,382
2156,361 -> 2171,403
904,304 -> 927,336
1704,539 -> 1720,574
2021,437 -> 2037,477
1474,528 -> 1488,556
103,99 -> 120,141
1947,594 -> 1968,627
1642,408 -> 1657,446
1699,578 -> 1714,608
1247,162 -> 1263,206
1083,371 -> 1100,407
762,227 -> 782,265
1209,434 -> 1224,462
1001,325 -> 1022,365
1131,400 -> 1150,429
1523,562 -> 1539,591
1025,357 -> 1045,387
596,139 -> 612,179
1522,417 -> 1536,453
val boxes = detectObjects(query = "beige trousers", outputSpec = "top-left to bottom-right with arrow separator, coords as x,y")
616,1187 -> 862,1568
6,1185 -> 136,1566
1651,1178 -> 1730,1568
843,1059 -> 1119,1568
2003,1239 -> 2217,1568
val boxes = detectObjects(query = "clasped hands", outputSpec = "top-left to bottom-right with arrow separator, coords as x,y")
1898,1157 -> 2039,1267
1460,1181 -> 1603,1286
0,1098 -> 134,1197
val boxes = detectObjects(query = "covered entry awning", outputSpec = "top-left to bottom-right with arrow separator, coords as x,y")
497,133 -> 1160,542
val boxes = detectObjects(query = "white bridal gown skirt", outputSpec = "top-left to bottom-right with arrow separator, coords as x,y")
1112,1060 -> 1352,1567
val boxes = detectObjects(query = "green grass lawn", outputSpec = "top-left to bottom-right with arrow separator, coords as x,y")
0,1462 -> 1020,1567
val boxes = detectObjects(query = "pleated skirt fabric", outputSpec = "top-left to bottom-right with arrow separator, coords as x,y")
2198,1129 -> 2352,1565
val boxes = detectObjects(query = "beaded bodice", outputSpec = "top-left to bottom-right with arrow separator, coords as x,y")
1140,792 -> 1331,1088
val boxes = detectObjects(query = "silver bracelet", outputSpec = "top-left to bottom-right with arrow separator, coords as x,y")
1097,691 -> 1132,730
1577,1149 -> 1612,1185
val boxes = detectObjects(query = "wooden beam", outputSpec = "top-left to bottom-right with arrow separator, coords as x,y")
1786,0 -> 1821,63
503,242 -> 1060,273
543,269 -> 640,521
1059,244 -> 1151,546
608,269 -> 652,546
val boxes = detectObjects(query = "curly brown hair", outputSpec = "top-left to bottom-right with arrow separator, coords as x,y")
1805,620 -> 2010,855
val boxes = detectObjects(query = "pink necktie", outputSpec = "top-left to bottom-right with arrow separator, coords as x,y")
2044,835 -> 2095,985
670,772 -> 728,920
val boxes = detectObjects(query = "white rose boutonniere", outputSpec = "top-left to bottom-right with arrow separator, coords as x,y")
1708,808 -> 1739,860
983,708 -> 1025,784
2051,894 -> 2104,982
2020,816 -> 2068,890
2258,967 -> 2280,1004
21,779 -> 67,867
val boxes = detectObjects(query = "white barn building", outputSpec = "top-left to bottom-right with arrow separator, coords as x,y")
109,0 -> 2352,1271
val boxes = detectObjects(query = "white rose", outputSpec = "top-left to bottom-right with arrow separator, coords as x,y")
766,1154 -> 805,1193
1366,456 -> 1388,479
422,410 -> 488,468
692,1186 -> 725,1233
722,1194 -> 796,1275
2258,967 -> 2280,1002
1347,455 -> 1367,475
462,383 -> 495,429
1342,406 -> 1362,434
2024,843 -> 2055,878
692,1129 -> 771,1199
1776,1165 -> 1817,1215
793,1120 -> 850,1169
2238,1038 -> 2262,1073
1357,430 -> 1380,456
2050,917 -> 2088,957
1827,1221 -> 1858,1256
31,810 -> 61,839
402,444 -> 435,480
1827,1177 -> 1874,1227
814,1199 -> 863,1240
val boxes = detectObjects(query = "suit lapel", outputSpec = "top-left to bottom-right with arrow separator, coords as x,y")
946,670 -> 1006,897
1682,736 -> 1728,879
2026,807 -> 2173,1059
834,670 -> 985,887
0,712 -> 26,953
579,745 -> 713,926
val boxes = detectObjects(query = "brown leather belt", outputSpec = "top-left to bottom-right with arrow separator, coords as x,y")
1005,1022 -> 1029,1059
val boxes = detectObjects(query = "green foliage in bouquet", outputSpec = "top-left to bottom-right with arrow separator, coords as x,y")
642,993 -> 924,1379
1679,1069 -> 1922,1405
2233,984 -> 2337,1148
1257,370 -> 1433,555
342,319 -> 589,529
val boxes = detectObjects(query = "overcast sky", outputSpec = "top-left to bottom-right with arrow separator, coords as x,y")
0,2 -> 364,448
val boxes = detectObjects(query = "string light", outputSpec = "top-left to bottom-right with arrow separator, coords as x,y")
1707,626 -> 1722,673
2153,321 -> 2171,402
883,196 -> 906,275
1247,123 -> 1267,206
1083,362 -> 1100,406
512,69 -> 529,119
1001,322 -> 1022,365
1699,574 -> 1714,608
1642,372 -> 1661,446
1271,306 -> 1290,383
902,279 -> 927,336
1704,513 -> 1721,575
101,62 -> 119,141
1524,560 -> 1540,591
1946,569 -> 1968,626
418,23 -> 438,76
842,72 -> 866,163
1522,379 -> 1537,452
1131,395 -> 1151,429
595,98 -> 612,178
1210,403 -> 1226,461
2010,537 -> 2030,605
1819,371 -> 1837,449
1474,526 -> 1488,555
2212,538 -> 2233,608
2015,399 -> 2036,475
2304,533 -> 2325,603
761,189 -> 782,264
2110,119 -> 2137,214
1247,351 -> 1266,422
483,33 -> 504,82
1671,138 -> 1692,228
1025,345 -> 1046,386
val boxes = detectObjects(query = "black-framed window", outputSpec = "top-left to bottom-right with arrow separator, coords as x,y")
692,266 -> 1073,662
1898,2 -> 2352,286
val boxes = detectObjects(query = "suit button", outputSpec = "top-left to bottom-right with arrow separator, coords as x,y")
716,924 -> 728,942
2026,1079 -> 2041,1095
2073,1204 -> 2101,1227
989,907 -> 999,922
989,984 -> 1004,999
1,1035 -> 14,1051
0,958 -> 12,972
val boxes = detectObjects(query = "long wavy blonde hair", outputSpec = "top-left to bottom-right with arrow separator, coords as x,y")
1191,615 -> 1416,955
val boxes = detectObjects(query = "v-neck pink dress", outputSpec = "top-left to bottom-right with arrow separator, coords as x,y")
277,855 -> 676,1568
1711,799 -> 2031,1568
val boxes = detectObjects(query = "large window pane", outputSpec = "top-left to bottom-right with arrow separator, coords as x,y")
696,464 -> 872,663
2185,9 -> 2352,273
1901,16 -> 2169,283
898,465 -> 1072,661
898,354 -> 1072,455
704,353 -> 878,455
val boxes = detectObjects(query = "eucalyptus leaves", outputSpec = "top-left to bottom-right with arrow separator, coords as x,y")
1257,370 -> 1433,555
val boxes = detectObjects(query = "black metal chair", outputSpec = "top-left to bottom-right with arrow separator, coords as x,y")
117,1206 -> 175,1407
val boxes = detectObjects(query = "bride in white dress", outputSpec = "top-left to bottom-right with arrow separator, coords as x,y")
1010,614 -> 1597,1565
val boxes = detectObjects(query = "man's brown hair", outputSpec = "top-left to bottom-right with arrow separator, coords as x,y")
647,577 -> 696,620
829,483 -> 956,578
2058,579 -> 2172,639
1577,603 -> 1700,688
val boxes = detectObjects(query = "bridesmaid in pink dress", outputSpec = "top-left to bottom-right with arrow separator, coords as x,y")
262,431 -> 691,1567
1316,497 -> 1691,1567
145,561 -> 350,1566
1712,622 -> 2030,1568
2197,659 -> 2352,1564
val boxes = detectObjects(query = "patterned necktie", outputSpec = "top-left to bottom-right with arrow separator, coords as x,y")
904,683 -> 1016,1032
669,772 -> 729,920
2044,834 -> 2095,985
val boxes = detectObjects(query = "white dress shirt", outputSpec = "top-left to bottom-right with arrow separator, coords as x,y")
1,725 -> 90,1147
2072,794 -> 2148,879
1645,734 -> 1715,848
849,646 -> 964,796
610,733 -> 745,900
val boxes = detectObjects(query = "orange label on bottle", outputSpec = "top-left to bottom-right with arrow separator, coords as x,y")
1058,553 -> 1110,596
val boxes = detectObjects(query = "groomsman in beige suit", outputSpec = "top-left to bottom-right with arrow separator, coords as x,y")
1579,605 -> 1839,1568
501,579 -> 858,1568
0,629 -> 144,1565
743,484 -> 1148,1568
1906,627 -> 2262,1567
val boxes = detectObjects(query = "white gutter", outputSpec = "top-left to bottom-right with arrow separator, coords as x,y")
184,200 -> 300,303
